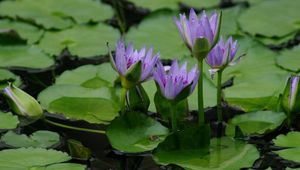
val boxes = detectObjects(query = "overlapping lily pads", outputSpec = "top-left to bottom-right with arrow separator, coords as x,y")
219,37 -> 288,111
226,111 -> 286,136
0,0 -> 113,29
38,24 -> 119,57
0,111 -> 19,130
0,45 -> 54,68
0,148 -> 85,170
127,10 -> 189,60
38,64 -> 120,124
1,130 -> 60,148
273,131 -> 300,163
0,19 -> 43,44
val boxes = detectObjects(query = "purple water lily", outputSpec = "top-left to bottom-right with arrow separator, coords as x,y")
110,38 -> 160,83
174,8 -> 221,51
206,36 -> 239,76
153,60 -> 199,100
289,75 -> 299,110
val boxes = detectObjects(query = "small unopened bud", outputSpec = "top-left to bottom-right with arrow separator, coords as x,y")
3,83 -> 43,119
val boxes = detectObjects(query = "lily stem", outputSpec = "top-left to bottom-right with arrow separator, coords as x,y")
43,119 -> 105,134
170,103 -> 177,132
217,70 -> 223,122
120,87 -> 128,115
198,59 -> 205,125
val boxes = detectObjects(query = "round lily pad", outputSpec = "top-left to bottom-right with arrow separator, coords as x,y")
1,130 -> 60,148
106,111 -> 169,153
276,45 -> 300,73
273,131 -> 300,163
0,69 -> 21,89
238,0 -> 300,38
226,111 -> 286,136
0,45 -> 54,69
219,37 -> 288,112
0,0 -> 113,29
0,111 -> 19,130
38,85 -> 119,124
127,10 -> 190,60
55,64 -> 118,88
0,19 -> 43,44
38,24 -> 120,58
129,0 -> 219,11
154,137 -> 259,170
0,148 -> 85,170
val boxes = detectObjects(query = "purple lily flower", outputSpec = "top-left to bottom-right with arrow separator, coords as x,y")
289,75 -> 299,110
174,8 -> 221,51
110,38 -> 160,83
153,60 -> 199,101
206,36 -> 240,77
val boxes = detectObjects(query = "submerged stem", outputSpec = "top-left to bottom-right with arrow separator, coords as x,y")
44,119 -> 105,134
198,59 -> 205,125
217,70 -> 223,122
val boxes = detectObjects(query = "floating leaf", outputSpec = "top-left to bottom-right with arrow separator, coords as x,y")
238,0 -> 300,38
55,64 -> 118,88
273,132 -> 300,163
38,24 -> 119,57
106,111 -> 169,153
1,130 -> 60,148
154,137 -> 258,170
226,111 -> 286,136
0,148 -> 85,170
0,19 -> 43,44
218,37 -> 288,112
129,0 -> 219,11
0,45 -> 54,68
0,111 -> 19,130
127,10 -> 189,60
276,45 -> 300,73
0,69 -> 21,89
0,0 -> 113,29
38,85 -> 119,124
45,163 -> 86,170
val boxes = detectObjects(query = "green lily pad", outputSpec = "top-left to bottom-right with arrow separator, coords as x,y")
1,130 -> 60,148
181,0 -> 220,8
127,10 -> 190,60
226,111 -> 286,136
256,32 -> 296,46
0,111 -> 19,130
0,45 -> 54,68
0,0 -> 113,29
274,132 -> 300,148
0,19 -> 43,44
0,148 -> 85,170
154,137 -> 259,170
129,0 -> 219,11
38,24 -> 119,58
106,111 -> 169,153
0,69 -> 21,89
273,132 -> 300,163
276,45 -> 300,73
238,0 -> 300,38
218,37 -> 288,112
38,85 -> 119,124
55,64 -> 118,88
45,163 -> 86,170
